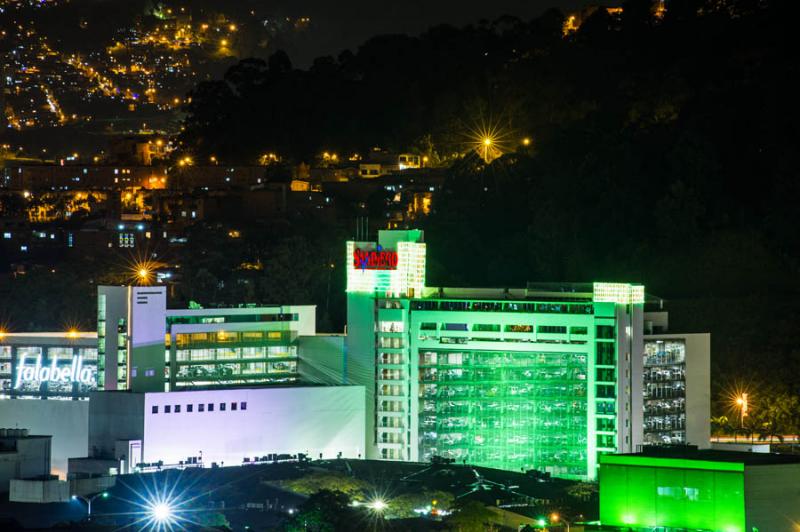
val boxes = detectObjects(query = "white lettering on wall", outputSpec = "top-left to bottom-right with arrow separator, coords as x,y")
14,354 -> 96,389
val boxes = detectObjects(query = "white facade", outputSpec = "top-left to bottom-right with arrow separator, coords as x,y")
86,386 -> 365,471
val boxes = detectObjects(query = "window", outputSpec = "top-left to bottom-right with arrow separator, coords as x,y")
231,402 -> 237,411
537,325 -> 567,334
505,324 -> 533,333
198,404 -> 205,412
208,403 -> 214,412
596,325 -> 615,339
240,402 -> 247,410
220,403 -> 226,411
187,404 -> 193,413
570,326 -> 588,335
174,405 -> 181,413
443,323 -> 468,331
164,405 -> 171,414
152,406 -> 159,414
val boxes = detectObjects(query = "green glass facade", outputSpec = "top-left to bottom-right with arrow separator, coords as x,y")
419,349 -> 588,476
599,454 -> 746,532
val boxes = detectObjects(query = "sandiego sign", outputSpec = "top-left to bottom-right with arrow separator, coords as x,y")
353,246 -> 398,270
14,354 -> 96,389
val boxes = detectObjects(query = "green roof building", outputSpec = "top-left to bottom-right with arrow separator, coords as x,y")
599,446 -> 800,531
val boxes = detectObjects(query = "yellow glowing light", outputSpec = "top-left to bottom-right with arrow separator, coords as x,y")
465,120 -> 513,163
220,39 -> 228,47
229,24 -> 237,31
522,137 -> 531,146
67,329 -> 79,339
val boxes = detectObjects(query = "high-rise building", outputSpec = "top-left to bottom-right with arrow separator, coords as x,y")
97,285 -> 315,392
346,230 -> 645,480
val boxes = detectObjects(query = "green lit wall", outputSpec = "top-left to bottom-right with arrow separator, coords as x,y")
418,349 -> 588,477
406,303 -> 608,480
599,455 -> 746,532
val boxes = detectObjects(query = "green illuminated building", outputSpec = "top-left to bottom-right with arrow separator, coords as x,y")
346,230 -> 645,480
599,446 -> 800,531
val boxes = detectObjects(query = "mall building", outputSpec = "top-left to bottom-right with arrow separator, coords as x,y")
97,285 -> 316,393
346,230 -> 709,481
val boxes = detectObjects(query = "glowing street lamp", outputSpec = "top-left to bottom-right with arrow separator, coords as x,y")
150,501 -> 174,522
736,393 -> 749,428
367,498 -> 387,513
71,491 -> 109,520
551,512 -> 571,532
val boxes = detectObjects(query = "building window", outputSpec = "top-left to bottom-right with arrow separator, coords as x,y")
596,325 -> 615,339
240,402 -> 247,410
175,405 -> 181,413
220,403 -> 226,411
537,325 -> 567,334
198,404 -> 205,412
152,406 -> 158,414
165,405 -> 171,414
231,402 -> 237,411
187,404 -> 193,413
208,403 -> 214,412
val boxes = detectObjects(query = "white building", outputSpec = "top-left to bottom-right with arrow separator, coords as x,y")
98,285 -> 316,392
71,385 -> 365,477
643,310 -> 711,448
0,429 -> 52,492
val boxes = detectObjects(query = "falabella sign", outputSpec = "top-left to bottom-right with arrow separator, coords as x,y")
14,354 -> 96,389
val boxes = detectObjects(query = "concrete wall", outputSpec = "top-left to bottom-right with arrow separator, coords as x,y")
298,334 -> 346,385
142,386 -> 365,467
0,400 -> 88,479
88,392 -> 145,459
745,463 -> 800,531
346,293 -> 378,459
10,478 -> 69,503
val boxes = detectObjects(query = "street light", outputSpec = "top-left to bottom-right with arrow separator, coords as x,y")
367,498 -> 387,513
150,501 -> 173,522
736,393 -> 749,428
71,491 -> 109,520
551,512 -> 571,532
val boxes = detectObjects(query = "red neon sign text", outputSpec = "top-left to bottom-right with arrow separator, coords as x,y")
353,248 -> 398,270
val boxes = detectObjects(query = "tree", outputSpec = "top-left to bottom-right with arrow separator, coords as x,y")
284,490 -> 359,532
444,500 -> 497,532
387,490 -> 455,519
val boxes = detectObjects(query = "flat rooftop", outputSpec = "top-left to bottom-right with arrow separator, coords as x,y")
612,445 -> 800,466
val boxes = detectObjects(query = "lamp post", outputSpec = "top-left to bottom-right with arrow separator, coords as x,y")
71,491 -> 109,521
736,393 -> 749,428
551,512 -> 571,532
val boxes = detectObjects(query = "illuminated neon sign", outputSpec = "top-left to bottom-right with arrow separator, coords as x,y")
14,355 -> 96,389
353,246 -> 398,270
